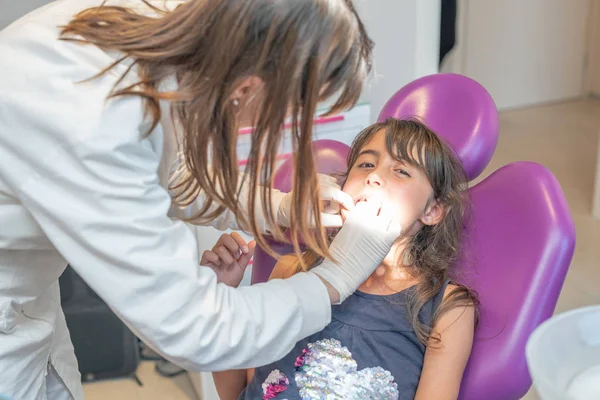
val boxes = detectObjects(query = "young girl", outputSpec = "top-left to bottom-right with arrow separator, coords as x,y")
207,118 -> 478,400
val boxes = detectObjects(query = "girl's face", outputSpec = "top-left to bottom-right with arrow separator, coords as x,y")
342,129 -> 444,239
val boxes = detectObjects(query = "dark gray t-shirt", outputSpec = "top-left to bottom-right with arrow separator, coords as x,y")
239,281 -> 449,400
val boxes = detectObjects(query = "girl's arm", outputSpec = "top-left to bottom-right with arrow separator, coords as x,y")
212,254 -> 301,399
414,285 -> 475,400
212,370 -> 249,400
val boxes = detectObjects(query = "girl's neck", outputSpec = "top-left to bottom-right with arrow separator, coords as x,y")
357,262 -> 419,296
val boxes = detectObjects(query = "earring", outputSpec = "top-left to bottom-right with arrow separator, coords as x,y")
233,99 -> 239,106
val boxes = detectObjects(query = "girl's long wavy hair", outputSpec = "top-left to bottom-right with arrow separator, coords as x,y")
299,118 -> 479,346
59,0 -> 373,260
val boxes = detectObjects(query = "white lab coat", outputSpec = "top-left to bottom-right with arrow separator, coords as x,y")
0,1 -> 331,399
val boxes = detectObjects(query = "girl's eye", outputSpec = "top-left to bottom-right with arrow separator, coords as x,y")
358,162 -> 374,168
396,169 -> 411,177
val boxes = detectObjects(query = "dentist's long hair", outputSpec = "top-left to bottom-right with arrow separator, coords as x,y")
59,0 -> 373,260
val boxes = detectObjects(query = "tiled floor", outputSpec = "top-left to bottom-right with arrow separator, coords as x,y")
83,98 -> 600,400
83,362 -> 198,400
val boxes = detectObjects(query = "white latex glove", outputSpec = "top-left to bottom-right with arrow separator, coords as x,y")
277,174 -> 354,228
310,199 -> 402,303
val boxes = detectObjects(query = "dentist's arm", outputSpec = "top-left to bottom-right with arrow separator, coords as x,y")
14,93 -> 332,371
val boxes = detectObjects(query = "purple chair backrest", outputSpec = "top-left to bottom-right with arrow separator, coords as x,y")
251,74 -> 576,400
454,162 -> 575,399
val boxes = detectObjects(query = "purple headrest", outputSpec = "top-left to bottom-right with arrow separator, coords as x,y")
378,73 -> 499,181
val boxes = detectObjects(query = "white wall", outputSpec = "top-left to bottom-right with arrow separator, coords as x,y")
442,0 -> 591,110
355,0 -> 441,120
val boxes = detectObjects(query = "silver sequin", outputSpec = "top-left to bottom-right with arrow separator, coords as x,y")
294,338 -> 399,400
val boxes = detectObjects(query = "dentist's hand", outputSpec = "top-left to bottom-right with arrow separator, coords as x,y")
310,199 -> 402,304
277,174 -> 354,228
201,233 -> 256,288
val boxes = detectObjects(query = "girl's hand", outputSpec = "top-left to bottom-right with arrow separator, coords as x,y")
201,232 -> 256,288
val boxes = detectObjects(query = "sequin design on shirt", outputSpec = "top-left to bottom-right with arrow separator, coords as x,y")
294,338 -> 399,400
261,369 -> 290,399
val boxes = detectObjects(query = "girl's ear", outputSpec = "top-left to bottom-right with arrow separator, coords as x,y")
421,200 -> 444,226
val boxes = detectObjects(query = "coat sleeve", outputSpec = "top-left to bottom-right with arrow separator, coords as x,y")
166,150 -> 287,235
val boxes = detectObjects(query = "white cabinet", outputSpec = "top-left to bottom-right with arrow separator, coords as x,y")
314,102 -> 371,145
235,102 -> 371,167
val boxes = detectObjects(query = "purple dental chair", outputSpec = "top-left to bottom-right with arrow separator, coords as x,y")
251,74 -> 576,400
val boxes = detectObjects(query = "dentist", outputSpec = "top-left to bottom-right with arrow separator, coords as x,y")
0,0 -> 400,399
